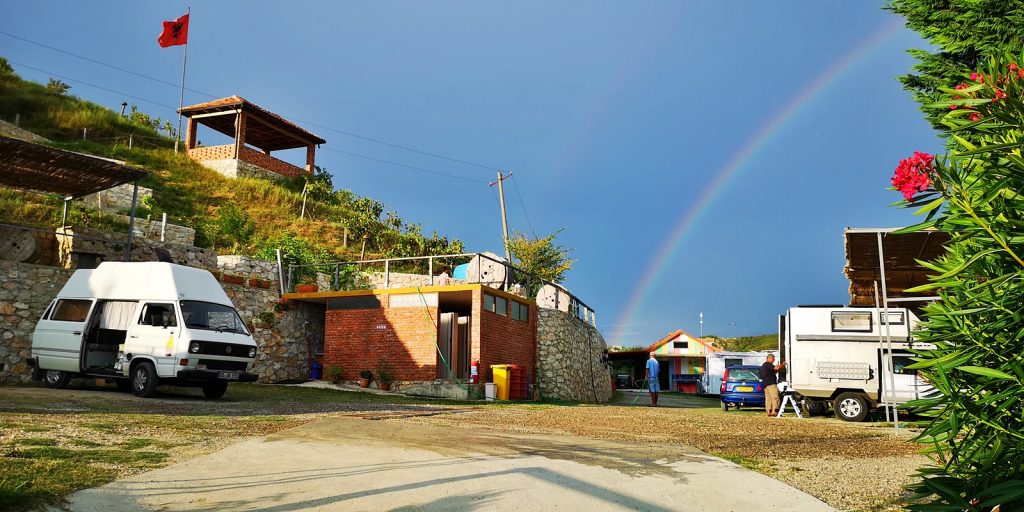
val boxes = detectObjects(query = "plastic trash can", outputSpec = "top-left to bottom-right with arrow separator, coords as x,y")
310,362 -> 323,381
485,383 -> 497,401
491,364 -> 512,400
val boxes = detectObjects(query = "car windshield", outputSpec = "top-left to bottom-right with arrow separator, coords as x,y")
180,300 -> 249,335
727,368 -> 759,381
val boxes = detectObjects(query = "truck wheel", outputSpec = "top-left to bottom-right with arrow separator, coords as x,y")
803,398 -> 828,417
202,382 -> 228,399
131,361 -> 159,398
833,392 -> 869,422
43,370 -> 71,389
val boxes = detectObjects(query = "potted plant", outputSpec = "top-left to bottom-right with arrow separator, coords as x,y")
376,360 -> 394,391
358,369 -> 373,388
295,280 -> 318,293
326,365 -> 344,385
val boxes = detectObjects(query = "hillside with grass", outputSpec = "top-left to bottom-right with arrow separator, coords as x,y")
0,57 -> 464,269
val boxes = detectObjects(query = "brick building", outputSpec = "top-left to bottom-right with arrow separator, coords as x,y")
179,96 -> 325,180
286,284 -> 537,398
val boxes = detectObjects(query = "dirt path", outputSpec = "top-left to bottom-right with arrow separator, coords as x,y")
60,415 -> 835,512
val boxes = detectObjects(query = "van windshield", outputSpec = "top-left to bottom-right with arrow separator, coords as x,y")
180,301 -> 249,335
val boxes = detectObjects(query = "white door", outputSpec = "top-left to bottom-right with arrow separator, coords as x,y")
881,352 -> 919,404
32,299 -> 95,372
126,302 -> 182,377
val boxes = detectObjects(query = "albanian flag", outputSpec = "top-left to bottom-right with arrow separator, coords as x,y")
158,13 -> 189,48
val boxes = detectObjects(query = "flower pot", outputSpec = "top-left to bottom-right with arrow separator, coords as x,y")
358,378 -> 370,388
222,274 -> 245,285
378,382 -> 391,391
296,284 -> 319,293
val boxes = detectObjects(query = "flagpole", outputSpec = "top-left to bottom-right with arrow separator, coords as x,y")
174,6 -> 190,154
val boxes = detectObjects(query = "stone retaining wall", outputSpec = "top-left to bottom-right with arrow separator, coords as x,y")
56,226 -> 216,271
78,184 -> 153,216
0,262 -> 73,383
218,255 -> 280,283
536,308 -> 613,403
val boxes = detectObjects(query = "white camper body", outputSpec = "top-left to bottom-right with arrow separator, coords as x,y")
703,351 -> 765,395
29,262 -> 258,398
779,305 -> 934,421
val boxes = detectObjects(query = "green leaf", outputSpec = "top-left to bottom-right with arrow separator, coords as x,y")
957,366 -> 1016,380
914,197 -> 946,215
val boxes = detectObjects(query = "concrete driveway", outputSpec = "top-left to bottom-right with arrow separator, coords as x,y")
60,414 -> 834,512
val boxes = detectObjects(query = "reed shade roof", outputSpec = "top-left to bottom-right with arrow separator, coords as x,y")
179,96 -> 326,152
844,228 -> 949,307
0,136 -> 148,197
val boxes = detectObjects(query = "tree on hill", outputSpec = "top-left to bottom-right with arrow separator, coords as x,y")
886,1 -> 1024,133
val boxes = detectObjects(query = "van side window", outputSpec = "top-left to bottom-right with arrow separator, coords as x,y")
831,311 -> 872,332
139,303 -> 178,327
50,299 -> 92,322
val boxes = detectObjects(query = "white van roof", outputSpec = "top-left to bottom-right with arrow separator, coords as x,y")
59,262 -> 232,306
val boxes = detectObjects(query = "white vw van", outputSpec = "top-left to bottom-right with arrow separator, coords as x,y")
28,262 -> 258,398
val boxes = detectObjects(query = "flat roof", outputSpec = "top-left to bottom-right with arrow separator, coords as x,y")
843,228 -> 949,306
283,283 -> 536,308
180,96 -> 326,151
0,136 -> 148,197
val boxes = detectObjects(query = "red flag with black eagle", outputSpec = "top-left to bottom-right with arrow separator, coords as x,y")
157,13 -> 189,48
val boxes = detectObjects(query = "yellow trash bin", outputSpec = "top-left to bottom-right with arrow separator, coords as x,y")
491,364 -> 512,401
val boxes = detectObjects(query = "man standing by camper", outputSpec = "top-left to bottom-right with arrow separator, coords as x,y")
760,354 -> 786,417
646,352 -> 660,407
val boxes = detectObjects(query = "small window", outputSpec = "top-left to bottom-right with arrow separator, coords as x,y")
50,299 -> 92,322
724,358 -> 743,368
511,300 -> 521,321
495,296 -> 507,317
831,311 -> 872,332
139,303 -> 178,327
484,294 -> 495,313
881,312 -> 905,325
511,301 -> 528,322
673,341 -> 688,350
891,355 -> 917,375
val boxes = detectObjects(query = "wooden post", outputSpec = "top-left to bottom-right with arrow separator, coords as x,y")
306,144 -> 316,175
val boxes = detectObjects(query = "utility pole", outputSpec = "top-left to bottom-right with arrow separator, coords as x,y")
489,171 -> 513,261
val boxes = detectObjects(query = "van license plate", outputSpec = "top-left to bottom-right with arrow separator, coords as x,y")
736,386 -> 753,392
219,371 -> 239,380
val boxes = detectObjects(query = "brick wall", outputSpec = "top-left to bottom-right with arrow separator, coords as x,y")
187,144 -> 235,161
323,297 -> 440,381
238,146 -> 304,178
476,288 -> 537,384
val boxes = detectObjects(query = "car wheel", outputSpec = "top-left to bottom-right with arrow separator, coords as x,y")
720,401 -> 728,411
131,361 -> 159,398
833,392 -> 869,422
43,370 -> 71,389
202,381 -> 228,399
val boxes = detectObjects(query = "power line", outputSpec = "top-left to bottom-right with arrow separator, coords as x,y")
0,30 -> 502,171
8,61 -> 178,111
510,173 -> 536,236
7,60 -> 491,184
322,147 -> 487,184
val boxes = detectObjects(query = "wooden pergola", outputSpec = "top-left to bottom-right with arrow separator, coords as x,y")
844,228 -> 949,308
0,135 -> 149,257
180,96 -> 325,177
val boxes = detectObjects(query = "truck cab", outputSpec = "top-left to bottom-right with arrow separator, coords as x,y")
29,262 -> 258,398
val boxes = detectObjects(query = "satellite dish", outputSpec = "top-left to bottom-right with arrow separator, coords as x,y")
466,252 -> 507,287
0,227 -> 36,262
535,283 -> 571,312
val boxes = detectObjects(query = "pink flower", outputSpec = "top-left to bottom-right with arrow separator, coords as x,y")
891,152 -> 935,201
971,72 -> 984,83
970,113 -> 981,122
950,104 -> 958,110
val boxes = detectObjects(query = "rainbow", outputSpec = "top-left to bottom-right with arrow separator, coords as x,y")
610,20 -> 906,344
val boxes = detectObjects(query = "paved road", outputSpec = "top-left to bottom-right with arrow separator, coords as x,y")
61,415 -> 834,512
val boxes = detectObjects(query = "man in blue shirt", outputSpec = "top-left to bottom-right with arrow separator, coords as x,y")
646,352 -> 660,407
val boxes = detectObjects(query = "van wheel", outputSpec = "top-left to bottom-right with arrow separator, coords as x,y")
833,392 -> 869,422
803,398 -> 829,417
43,370 -> 71,389
131,362 -> 159,398
202,382 -> 228,399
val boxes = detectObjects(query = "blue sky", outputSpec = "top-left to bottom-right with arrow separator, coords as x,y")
0,1 -> 940,345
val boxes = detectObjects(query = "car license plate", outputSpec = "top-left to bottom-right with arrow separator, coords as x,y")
736,386 -> 754,392
219,371 -> 239,381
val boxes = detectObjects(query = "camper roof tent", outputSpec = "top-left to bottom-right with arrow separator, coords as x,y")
58,262 -> 232,306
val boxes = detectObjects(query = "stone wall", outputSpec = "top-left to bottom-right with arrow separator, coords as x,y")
0,262 -> 73,383
78,184 -> 153,216
56,227 -> 216,271
218,255 -> 280,283
128,217 -> 195,246
536,308 -> 613,403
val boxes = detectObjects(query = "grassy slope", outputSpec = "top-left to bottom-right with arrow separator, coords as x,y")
0,67 -> 459,264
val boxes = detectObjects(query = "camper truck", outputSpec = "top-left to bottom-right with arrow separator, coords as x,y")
28,262 -> 258,398
779,305 -> 934,422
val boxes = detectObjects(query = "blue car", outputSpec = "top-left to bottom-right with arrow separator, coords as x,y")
720,365 -> 765,411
